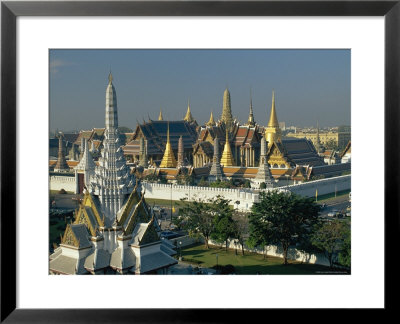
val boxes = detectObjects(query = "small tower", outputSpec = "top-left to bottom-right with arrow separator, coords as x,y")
246,91 -> 256,127
54,135 -> 69,172
265,91 -> 282,147
254,134 -> 274,188
206,111 -> 215,127
160,123 -> 177,168
209,136 -> 224,181
75,138 -> 96,186
183,100 -> 195,123
221,88 -> 233,130
139,137 -> 148,167
177,136 -> 185,168
220,128 -> 235,167
80,136 -> 85,159
158,109 -> 163,121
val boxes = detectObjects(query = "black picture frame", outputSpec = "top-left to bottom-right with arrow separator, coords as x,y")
1,0 -> 398,322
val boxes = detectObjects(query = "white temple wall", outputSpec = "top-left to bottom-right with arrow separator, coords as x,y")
49,173 -> 78,193
142,175 -> 350,211
282,175 -> 351,198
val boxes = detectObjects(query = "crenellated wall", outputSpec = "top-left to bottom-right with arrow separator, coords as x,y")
49,172 -> 350,210
49,172 -> 78,193
280,175 -> 351,198
142,182 -> 264,211
142,174 -> 350,211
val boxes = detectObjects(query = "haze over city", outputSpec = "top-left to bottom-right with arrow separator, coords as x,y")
50,49 -> 350,132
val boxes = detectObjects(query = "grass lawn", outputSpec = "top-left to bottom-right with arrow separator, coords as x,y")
181,244 -> 343,275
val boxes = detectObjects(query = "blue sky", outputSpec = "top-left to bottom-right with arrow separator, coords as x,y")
49,49 -> 350,132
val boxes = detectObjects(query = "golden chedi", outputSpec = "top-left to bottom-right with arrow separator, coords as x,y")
160,123 -> 177,168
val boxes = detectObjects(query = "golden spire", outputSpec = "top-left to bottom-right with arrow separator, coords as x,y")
160,122 -> 177,168
220,128 -> 235,167
158,109 -> 163,121
267,90 -> 279,128
206,111 -> 215,126
108,71 -> 113,84
246,89 -> 255,127
183,99 -> 195,123
265,90 -> 282,146
221,88 -> 233,128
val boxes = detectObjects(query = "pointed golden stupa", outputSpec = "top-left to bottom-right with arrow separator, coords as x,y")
221,88 -> 233,128
158,109 -> 163,121
265,91 -> 282,147
160,122 -> 177,168
206,111 -> 215,126
220,128 -> 235,167
183,100 -> 195,123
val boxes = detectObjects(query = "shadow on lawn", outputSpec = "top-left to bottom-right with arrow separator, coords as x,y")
232,263 -> 347,275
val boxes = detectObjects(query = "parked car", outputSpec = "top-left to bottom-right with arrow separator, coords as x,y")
335,212 -> 344,219
327,210 -> 338,217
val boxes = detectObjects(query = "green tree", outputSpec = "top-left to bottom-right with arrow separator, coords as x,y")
178,195 -> 230,249
118,126 -> 133,133
210,198 -> 235,251
232,213 -> 249,256
311,219 -> 350,268
338,224 -> 351,267
248,190 -> 320,265
259,182 -> 267,189
197,177 -> 209,187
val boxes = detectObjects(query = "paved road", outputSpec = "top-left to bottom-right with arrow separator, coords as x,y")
50,193 -> 81,209
318,195 -> 351,219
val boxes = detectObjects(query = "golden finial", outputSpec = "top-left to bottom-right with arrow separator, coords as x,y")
267,90 -> 279,128
160,121 -> 177,168
184,99 -> 194,122
207,111 -> 215,126
220,127 -> 235,166
158,109 -> 163,121
108,71 -> 113,84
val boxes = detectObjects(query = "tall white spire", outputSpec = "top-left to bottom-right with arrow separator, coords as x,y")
105,72 -> 118,131
90,74 -> 135,226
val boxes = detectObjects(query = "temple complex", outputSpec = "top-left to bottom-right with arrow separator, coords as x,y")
49,74 -> 177,275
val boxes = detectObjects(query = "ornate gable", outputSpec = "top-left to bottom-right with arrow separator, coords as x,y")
82,191 -> 104,227
61,224 -> 79,247
138,217 -> 160,245
267,142 -> 291,168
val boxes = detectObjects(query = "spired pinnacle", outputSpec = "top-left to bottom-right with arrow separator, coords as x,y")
267,90 -> 279,128
247,92 -> 255,127
206,111 -> 215,126
158,109 -> 163,121
183,99 -> 195,123
265,90 -> 282,146
221,88 -> 233,129
220,128 -> 235,167
160,122 -> 177,168
108,71 -> 113,84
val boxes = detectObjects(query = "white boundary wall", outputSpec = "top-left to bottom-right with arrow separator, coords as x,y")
49,173 -> 78,193
283,175 -> 351,198
142,182 -> 262,211
143,175 -> 350,211
48,174 -> 351,210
